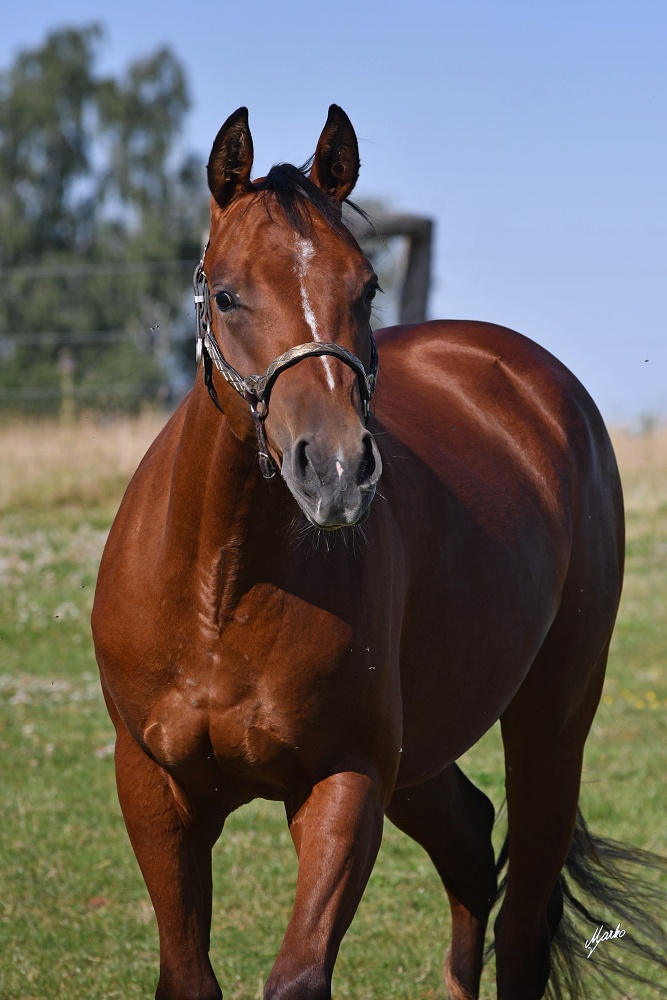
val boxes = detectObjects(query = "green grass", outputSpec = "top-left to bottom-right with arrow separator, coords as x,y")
1,423 -> 665,999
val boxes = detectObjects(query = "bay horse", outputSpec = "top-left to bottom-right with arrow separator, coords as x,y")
92,106 -> 662,1000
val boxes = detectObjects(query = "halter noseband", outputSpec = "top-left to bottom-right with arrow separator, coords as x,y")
193,249 -> 379,480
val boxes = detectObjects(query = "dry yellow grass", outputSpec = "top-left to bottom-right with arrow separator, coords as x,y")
0,414 -> 665,515
611,427 -> 667,516
0,411 -> 168,512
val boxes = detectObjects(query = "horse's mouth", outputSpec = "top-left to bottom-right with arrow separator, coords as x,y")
295,483 -> 377,531
279,427 -> 382,531
304,504 -> 374,532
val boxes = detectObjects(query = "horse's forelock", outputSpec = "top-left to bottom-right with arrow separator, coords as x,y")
252,162 -> 369,238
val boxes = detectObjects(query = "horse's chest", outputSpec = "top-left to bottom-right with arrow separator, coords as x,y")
101,563 -> 395,797
139,657 -> 369,803
140,676 -> 294,771
136,595 -> 383,788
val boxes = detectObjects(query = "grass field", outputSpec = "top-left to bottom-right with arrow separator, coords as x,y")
0,414 -> 665,999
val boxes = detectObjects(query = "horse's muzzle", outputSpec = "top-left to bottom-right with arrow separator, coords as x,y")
283,431 -> 382,528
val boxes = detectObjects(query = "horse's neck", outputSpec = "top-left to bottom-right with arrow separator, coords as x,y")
162,385 -> 264,567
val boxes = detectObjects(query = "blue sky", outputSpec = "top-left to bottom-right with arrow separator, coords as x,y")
3,0 -> 666,422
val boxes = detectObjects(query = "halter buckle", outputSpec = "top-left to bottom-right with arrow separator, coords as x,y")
252,398 -> 268,420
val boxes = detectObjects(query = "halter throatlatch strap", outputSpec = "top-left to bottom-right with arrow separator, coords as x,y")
193,251 -> 379,481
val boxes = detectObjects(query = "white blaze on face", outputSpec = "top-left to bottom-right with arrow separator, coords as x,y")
294,237 -> 335,390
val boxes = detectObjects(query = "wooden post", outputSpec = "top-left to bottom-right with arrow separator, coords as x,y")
349,213 -> 434,324
58,348 -> 75,424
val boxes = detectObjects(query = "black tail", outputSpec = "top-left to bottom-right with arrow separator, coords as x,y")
493,809 -> 667,998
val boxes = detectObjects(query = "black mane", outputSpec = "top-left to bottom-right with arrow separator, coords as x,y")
251,161 -> 368,237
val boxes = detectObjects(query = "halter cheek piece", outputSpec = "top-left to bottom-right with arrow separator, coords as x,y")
193,249 -> 379,480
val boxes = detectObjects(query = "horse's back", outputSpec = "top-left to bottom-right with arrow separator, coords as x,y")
374,319 -> 622,541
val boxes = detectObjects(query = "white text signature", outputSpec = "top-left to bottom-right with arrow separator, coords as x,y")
585,922 -> 626,959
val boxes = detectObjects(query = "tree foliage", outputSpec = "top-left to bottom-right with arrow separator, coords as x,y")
0,25 -> 207,411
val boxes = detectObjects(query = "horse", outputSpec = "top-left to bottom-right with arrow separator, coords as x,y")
92,106 -> 664,1000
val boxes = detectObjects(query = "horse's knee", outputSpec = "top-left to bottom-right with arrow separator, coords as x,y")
264,964 -> 330,1000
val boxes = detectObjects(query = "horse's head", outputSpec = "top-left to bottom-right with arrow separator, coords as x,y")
201,105 -> 383,529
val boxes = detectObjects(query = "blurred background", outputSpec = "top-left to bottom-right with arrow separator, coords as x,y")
1,0 -> 665,425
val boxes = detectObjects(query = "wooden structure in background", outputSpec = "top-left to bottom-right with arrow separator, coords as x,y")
352,212 -> 434,324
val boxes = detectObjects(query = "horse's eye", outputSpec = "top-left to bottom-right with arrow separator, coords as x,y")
215,291 -> 235,312
365,287 -> 377,303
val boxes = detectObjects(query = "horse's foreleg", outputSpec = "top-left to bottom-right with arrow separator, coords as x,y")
264,769 -> 385,1000
114,724 -> 225,1000
386,764 -> 496,1000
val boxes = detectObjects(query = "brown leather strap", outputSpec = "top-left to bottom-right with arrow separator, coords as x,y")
195,253 -> 378,480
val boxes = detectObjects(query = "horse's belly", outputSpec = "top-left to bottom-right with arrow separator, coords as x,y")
394,551 -> 566,786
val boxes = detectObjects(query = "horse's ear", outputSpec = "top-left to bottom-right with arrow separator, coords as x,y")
207,107 -> 254,209
309,105 -> 360,202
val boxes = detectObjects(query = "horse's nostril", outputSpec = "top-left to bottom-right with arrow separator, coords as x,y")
295,437 -> 309,477
358,434 -> 376,485
357,433 -> 382,488
292,437 -> 321,499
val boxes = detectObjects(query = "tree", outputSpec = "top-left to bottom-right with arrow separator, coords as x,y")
0,26 -> 100,265
0,25 -> 207,413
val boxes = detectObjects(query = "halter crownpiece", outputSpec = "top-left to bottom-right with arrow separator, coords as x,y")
193,250 -> 379,480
